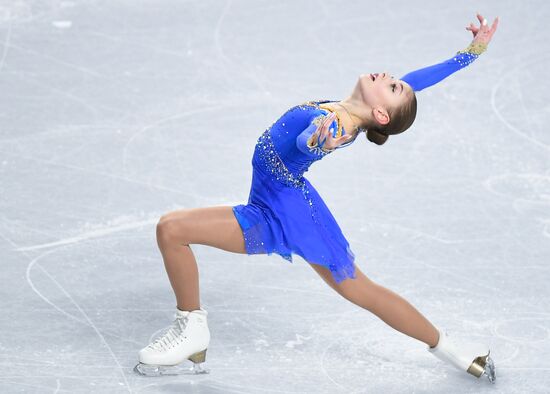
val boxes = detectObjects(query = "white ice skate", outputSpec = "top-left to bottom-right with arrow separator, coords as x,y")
134,307 -> 211,376
427,327 -> 496,383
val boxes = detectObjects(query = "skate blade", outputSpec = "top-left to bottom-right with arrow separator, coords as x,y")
483,356 -> 496,384
467,351 -> 496,384
134,361 -> 210,376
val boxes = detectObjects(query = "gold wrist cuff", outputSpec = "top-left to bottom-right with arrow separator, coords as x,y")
457,41 -> 487,56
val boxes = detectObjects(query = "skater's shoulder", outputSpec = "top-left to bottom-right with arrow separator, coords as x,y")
296,99 -> 336,111
289,99 -> 337,120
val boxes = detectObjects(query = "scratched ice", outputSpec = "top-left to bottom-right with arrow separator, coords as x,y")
1,0 -> 549,393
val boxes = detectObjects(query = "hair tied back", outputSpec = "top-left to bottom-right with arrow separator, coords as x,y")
366,129 -> 389,145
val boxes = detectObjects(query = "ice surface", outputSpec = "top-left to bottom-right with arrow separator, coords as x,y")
1,0 -> 549,393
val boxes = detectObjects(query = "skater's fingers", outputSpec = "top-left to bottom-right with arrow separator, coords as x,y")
318,113 -> 335,139
490,16 -> 499,33
486,17 -> 499,40
318,125 -> 331,148
476,13 -> 485,25
466,27 -> 478,39
315,122 -> 327,145
324,114 -> 340,146
320,112 -> 331,127
467,22 -> 479,35
323,127 -> 352,150
478,14 -> 491,34
321,112 -> 336,131
323,121 -> 333,141
466,27 -> 478,38
333,134 -> 353,148
310,130 -> 320,146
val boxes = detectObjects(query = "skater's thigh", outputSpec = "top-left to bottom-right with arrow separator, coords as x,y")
157,205 -> 246,254
308,262 -> 374,304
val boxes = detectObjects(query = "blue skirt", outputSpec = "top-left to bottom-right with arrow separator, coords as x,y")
232,128 -> 357,284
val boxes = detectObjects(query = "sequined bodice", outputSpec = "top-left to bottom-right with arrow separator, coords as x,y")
251,100 -> 349,188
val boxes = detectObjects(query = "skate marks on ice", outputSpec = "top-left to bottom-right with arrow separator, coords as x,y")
15,213 -> 161,252
0,3 -> 13,74
490,312 -> 550,377
483,172 -> 550,255
486,50 -> 550,237
23,246 -> 132,392
487,48 -> 550,221
120,103 -> 232,179
480,50 -> 550,380
284,333 -> 313,349
1,228 -> 135,391
490,52 -> 550,152
484,173 -> 550,205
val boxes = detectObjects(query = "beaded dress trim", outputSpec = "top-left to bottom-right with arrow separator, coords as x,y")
252,100 -> 340,224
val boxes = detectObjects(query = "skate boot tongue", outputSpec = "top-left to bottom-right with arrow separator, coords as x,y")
176,308 -> 191,319
176,307 -> 208,319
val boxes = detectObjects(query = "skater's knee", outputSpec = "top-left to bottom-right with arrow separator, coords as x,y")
156,213 -> 192,245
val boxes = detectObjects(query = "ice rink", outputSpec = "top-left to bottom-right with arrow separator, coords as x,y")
1,0 -> 549,393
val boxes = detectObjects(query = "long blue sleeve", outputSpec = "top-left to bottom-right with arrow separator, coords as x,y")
400,42 -> 487,92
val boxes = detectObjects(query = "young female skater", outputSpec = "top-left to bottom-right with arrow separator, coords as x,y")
134,13 -> 500,383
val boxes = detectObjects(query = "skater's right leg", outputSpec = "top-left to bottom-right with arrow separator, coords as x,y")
156,205 -> 247,312
308,262 -> 496,383
308,262 -> 440,348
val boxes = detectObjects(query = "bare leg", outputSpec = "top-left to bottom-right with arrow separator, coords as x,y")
309,262 -> 440,348
156,206 -> 247,311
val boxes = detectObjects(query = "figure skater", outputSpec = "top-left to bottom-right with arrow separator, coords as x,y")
134,13 -> 500,383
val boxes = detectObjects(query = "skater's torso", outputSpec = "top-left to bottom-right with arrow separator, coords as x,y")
252,100 -> 356,183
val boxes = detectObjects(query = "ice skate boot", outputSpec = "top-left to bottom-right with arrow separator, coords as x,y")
427,327 -> 496,383
134,307 -> 210,376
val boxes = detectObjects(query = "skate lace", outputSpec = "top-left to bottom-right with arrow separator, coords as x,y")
148,315 -> 189,352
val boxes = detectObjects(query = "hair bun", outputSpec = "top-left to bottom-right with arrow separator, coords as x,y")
366,129 -> 389,145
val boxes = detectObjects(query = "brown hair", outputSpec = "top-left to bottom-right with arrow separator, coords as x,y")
366,92 -> 417,145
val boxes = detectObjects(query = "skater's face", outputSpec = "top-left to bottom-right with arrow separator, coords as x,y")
358,72 -> 414,128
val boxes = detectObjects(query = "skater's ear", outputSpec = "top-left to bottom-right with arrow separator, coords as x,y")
366,91 -> 417,144
372,106 -> 390,126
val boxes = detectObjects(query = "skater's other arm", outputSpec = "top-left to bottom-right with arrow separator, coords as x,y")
296,112 -> 353,159
400,13 -> 499,92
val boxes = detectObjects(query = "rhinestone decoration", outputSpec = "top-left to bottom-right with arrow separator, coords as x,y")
454,41 -> 487,67
252,101 -> 337,223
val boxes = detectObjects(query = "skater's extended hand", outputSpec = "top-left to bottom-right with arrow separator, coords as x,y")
466,13 -> 499,46
310,112 -> 354,151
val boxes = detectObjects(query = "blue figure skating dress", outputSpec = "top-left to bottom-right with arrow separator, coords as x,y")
233,100 -> 357,283
232,42 -> 487,283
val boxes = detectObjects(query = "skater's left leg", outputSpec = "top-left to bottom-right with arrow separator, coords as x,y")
157,205 -> 247,312
308,262 -> 439,348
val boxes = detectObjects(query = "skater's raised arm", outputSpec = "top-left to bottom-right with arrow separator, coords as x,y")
294,14 -> 499,149
400,13 -> 499,92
